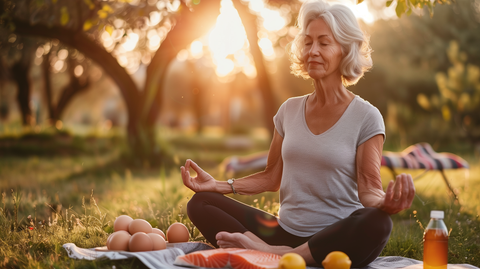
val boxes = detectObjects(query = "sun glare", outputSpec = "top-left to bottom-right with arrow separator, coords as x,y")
206,0 -> 253,79
260,9 -> 286,31
122,32 -> 139,52
197,0 -> 289,80
190,41 -> 204,59
208,1 -> 247,60
347,2 -> 375,24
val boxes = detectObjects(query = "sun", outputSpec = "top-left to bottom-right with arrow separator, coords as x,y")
185,0 -> 287,79
347,1 -> 375,24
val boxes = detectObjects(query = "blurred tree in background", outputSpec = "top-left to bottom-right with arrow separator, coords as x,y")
0,33 -> 38,125
0,0 -> 299,163
41,43 -> 92,124
352,0 -> 480,150
0,0 -> 221,163
417,41 -> 480,150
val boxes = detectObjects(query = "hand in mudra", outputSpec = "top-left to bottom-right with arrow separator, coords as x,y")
181,159 -> 217,193
380,173 -> 415,215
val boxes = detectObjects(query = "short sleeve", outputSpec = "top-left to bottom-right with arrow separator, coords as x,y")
358,106 -> 385,146
273,100 -> 288,138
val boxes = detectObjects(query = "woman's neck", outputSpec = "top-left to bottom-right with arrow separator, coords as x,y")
311,75 -> 352,107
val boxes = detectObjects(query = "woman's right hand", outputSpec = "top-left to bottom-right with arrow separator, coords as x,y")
181,159 -> 217,193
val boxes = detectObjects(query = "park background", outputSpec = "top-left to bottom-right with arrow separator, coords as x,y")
0,0 -> 479,268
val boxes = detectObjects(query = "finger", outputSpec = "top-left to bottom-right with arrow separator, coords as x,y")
189,160 -> 204,173
398,175 -> 409,209
393,174 -> 403,201
180,166 -> 190,186
185,159 -> 191,171
182,166 -> 194,187
385,180 -> 394,201
405,174 -> 415,206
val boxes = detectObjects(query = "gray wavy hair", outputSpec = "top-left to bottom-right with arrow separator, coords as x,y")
287,0 -> 373,86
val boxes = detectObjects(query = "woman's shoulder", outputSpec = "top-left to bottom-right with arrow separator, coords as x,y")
281,94 -> 309,107
277,94 -> 309,111
352,95 -> 382,115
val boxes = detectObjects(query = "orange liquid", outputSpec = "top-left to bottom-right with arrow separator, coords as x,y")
423,229 -> 448,269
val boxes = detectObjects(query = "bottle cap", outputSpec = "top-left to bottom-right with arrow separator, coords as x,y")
430,210 -> 444,219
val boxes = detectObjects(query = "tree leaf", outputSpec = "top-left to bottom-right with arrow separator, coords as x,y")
417,94 -> 431,110
60,6 -> 69,26
102,4 -> 113,13
396,0 -> 407,17
83,19 -> 94,31
386,0 -> 394,7
97,10 -> 108,19
442,105 -> 451,121
105,25 -> 114,36
84,0 -> 95,10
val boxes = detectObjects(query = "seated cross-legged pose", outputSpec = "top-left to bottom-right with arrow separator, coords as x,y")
180,0 -> 415,267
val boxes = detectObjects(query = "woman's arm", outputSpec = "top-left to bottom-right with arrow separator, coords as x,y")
181,129 -> 284,195
216,129 -> 284,195
356,134 -> 415,214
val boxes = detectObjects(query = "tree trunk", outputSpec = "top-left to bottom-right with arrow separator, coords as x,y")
187,60 -> 204,134
11,38 -> 36,125
11,62 -> 32,125
54,55 -> 90,121
0,58 -> 9,121
232,0 -> 276,137
42,50 -> 55,120
142,1 -> 221,130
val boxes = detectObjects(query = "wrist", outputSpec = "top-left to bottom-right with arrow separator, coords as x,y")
215,181 -> 230,194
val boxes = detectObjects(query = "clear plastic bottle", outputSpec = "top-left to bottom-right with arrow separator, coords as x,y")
423,210 -> 448,269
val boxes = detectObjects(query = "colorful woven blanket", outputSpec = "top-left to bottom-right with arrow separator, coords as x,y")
220,143 -> 469,177
381,143 -> 469,170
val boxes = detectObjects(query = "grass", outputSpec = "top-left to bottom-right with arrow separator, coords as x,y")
0,131 -> 479,268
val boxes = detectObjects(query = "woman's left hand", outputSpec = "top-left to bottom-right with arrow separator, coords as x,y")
380,173 -> 415,215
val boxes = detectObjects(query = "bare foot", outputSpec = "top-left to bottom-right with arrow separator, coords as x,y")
215,232 -> 273,253
215,231 -> 318,266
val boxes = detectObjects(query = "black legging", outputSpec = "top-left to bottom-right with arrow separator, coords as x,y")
187,192 -> 392,268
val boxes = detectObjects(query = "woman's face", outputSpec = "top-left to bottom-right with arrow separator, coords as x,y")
302,18 -> 343,80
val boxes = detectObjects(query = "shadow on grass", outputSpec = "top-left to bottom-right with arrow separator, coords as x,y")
0,132 -> 125,157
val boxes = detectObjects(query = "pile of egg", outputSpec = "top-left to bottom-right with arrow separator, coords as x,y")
107,215 -> 190,252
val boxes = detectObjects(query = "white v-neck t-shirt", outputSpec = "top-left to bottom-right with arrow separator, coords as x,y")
273,94 -> 385,237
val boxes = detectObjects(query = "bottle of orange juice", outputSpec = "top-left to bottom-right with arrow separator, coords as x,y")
423,210 -> 448,269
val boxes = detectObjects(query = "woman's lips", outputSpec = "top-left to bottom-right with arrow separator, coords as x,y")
308,61 -> 324,67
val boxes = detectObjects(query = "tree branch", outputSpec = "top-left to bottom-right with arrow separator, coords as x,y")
12,18 -> 142,118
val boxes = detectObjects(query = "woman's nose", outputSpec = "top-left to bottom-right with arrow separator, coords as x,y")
309,42 -> 320,56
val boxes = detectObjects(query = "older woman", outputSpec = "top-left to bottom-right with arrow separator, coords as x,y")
180,0 -> 415,267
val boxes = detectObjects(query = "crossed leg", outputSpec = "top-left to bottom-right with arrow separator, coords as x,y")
187,192 -> 392,267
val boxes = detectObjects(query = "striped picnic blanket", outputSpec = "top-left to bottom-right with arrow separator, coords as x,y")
381,143 -> 469,170
221,143 -> 469,177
